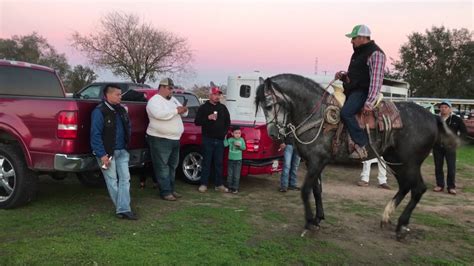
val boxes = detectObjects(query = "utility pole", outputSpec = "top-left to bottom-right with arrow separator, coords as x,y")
314,57 -> 318,75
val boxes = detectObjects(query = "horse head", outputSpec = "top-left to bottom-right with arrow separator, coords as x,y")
255,78 -> 289,139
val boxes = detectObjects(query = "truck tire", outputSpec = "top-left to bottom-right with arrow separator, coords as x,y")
77,171 -> 106,188
0,144 -> 38,209
178,146 -> 202,184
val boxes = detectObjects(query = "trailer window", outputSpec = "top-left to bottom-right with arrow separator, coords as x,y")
239,85 -> 251,98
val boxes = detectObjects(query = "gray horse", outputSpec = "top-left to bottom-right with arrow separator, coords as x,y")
255,74 -> 457,240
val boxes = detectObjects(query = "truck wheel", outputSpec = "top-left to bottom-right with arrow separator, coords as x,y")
77,171 -> 105,188
179,147 -> 202,184
0,144 -> 38,209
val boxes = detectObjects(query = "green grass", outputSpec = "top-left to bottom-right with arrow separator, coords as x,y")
0,179 -> 350,265
457,144 -> 474,165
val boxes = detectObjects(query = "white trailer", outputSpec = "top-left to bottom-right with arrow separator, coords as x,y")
225,73 -> 410,122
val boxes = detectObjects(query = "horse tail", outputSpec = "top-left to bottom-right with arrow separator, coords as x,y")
436,116 -> 460,149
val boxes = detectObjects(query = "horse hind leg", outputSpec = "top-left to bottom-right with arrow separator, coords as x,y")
395,172 -> 427,241
380,185 -> 410,229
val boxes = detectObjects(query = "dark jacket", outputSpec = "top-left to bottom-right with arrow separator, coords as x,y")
194,100 -> 231,140
445,114 -> 467,139
343,40 -> 384,95
90,101 -> 131,158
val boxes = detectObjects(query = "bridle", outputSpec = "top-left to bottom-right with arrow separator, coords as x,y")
263,79 -> 335,144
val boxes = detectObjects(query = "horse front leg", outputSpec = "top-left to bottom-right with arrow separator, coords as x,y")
312,176 -> 324,229
301,172 -> 316,230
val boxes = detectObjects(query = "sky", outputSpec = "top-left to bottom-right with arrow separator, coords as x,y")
0,0 -> 472,88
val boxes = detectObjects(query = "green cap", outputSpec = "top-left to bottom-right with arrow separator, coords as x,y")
345,24 -> 371,38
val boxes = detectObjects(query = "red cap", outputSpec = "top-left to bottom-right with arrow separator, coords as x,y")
210,86 -> 223,94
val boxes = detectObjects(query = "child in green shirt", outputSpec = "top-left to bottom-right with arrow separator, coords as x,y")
224,126 -> 246,193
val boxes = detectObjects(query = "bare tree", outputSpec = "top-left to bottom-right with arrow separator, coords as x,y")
71,12 -> 193,84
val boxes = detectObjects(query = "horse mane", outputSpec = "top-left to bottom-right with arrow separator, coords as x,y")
254,73 -> 326,116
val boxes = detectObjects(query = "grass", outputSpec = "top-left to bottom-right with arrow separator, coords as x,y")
0,179 -> 350,265
1,145 -> 473,264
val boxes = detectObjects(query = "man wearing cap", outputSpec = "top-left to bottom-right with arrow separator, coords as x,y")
335,24 -> 386,159
146,78 -> 188,201
195,84 -> 231,193
433,100 -> 467,195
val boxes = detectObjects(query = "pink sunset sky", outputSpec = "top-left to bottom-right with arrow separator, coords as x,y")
0,0 -> 472,87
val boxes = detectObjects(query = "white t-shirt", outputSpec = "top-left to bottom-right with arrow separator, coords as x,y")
146,94 -> 188,140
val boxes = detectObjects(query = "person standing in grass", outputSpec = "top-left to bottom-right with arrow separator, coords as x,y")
194,84 -> 231,193
432,100 -> 467,195
90,84 -> 137,220
224,126 -> 246,194
279,135 -> 301,192
146,78 -> 188,201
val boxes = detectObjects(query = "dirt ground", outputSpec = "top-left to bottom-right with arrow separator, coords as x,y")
232,160 -> 474,264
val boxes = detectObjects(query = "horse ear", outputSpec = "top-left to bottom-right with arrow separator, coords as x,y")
210,81 -> 216,87
259,77 -> 264,85
264,78 -> 272,90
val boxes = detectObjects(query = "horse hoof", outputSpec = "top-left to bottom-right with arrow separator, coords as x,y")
396,226 -> 410,241
380,220 -> 392,229
305,223 -> 320,231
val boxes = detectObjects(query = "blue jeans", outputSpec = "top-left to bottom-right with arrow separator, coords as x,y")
280,144 -> 301,189
227,160 -> 242,190
200,136 -> 225,187
148,136 -> 180,197
340,90 -> 368,147
98,149 -> 131,214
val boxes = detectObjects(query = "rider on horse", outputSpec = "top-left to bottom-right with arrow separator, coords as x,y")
335,24 -> 386,159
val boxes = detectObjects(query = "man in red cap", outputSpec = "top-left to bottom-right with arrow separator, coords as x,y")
194,83 -> 231,193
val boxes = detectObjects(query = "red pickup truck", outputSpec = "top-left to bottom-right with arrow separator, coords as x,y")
0,60 -> 282,209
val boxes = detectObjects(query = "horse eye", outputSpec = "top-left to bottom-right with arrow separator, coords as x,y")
264,105 -> 273,111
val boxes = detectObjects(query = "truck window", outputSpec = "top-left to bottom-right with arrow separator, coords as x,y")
79,85 -> 102,99
240,85 -> 251,98
174,94 -> 200,118
0,66 -> 64,97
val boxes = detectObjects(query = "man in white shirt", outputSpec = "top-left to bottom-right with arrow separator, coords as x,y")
146,78 -> 188,201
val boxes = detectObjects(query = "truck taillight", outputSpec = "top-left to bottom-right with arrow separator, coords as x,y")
57,111 -> 78,139
245,139 -> 259,152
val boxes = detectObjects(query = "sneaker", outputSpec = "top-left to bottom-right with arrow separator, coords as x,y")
288,186 -> 300,191
162,194 -> 177,201
448,188 -> 457,195
279,187 -> 287,192
433,186 -> 443,192
215,185 -> 229,193
172,192 -> 182,198
357,180 -> 369,187
198,185 -> 208,193
232,189 -> 239,194
116,211 -> 138,220
378,183 -> 391,190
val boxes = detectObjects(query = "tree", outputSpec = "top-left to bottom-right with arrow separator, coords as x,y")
71,12 -> 193,84
64,65 -> 98,93
0,32 -> 70,79
392,26 -> 473,98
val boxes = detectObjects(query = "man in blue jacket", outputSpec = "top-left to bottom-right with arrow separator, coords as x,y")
91,84 -> 137,220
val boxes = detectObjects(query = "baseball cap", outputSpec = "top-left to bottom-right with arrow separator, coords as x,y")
159,77 -> 175,88
210,86 -> 223,94
439,100 -> 452,108
345,24 -> 371,38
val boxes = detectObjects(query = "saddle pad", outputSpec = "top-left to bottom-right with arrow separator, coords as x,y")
356,101 -> 403,131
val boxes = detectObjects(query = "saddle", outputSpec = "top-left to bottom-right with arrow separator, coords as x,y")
323,94 -> 403,156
